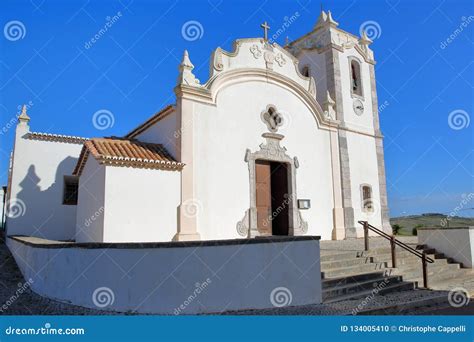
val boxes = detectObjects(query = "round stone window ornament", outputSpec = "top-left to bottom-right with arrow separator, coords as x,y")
261,106 -> 283,133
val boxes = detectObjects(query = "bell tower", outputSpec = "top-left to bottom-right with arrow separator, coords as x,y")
286,10 -> 392,237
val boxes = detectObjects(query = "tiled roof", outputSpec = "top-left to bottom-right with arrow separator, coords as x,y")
25,132 -> 88,144
125,105 -> 175,139
73,137 -> 183,176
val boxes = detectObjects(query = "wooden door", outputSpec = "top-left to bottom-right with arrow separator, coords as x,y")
255,160 -> 272,235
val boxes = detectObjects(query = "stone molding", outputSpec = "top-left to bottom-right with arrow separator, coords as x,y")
237,132 -> 308,238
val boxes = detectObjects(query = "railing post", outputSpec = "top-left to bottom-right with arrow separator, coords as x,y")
390,236 -> 396,268
422,252 -> 428,288
363,221 -> 369,251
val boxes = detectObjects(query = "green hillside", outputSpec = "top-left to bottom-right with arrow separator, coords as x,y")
389,214 -> 474,236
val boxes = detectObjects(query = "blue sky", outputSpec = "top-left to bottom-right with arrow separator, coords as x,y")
0,0 -> 473,217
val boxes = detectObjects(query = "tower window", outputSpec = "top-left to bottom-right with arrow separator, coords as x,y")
350,60 -> 363,97
301,65 -> 310,77
361,185 -> 373,212
63,176 -> 79,205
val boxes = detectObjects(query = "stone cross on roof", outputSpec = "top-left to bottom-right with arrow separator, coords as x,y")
260,21 -> 270,41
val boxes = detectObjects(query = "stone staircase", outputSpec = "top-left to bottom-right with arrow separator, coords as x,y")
320,241 -> 474,313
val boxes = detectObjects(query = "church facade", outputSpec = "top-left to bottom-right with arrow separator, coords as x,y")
6,11 -> 391,243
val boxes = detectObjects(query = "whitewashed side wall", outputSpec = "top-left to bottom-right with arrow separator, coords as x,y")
346,131 -> 382,232
193,81 -> 334,240
134,111 -> 179,159
418,228 -> 474,268
102,166 -> 180,243
7,131 -> 83,240
75,157 -> 106,243
7,236 -> 322,314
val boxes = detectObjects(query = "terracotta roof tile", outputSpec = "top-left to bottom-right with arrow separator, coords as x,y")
73,137 -> 183,176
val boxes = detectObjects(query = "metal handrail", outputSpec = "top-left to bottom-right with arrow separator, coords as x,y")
357,220 -> 434,288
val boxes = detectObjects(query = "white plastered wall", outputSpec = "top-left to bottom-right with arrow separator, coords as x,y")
134,111 -> 179,159
192,81 -> 334,240
102,165 -> 180,243
75,157 -> 106,242
7,131 -> 83,240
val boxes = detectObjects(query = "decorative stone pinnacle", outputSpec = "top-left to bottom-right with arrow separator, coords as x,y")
177,50 -> 200,86
180,50 -> 194,70
359,30 -> 372,46
18,104 -> 30,123
314,10 -> 328,29
323,91 -> 336,119
326,11 -> 339,26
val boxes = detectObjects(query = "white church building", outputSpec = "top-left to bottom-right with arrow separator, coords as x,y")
6,11 -> 391,243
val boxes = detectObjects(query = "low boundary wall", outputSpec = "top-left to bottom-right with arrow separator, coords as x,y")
418,227 -> 474,268
7,235 -> 322,314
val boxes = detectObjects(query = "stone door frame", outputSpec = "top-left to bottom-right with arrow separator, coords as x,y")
237,132 -> 308,238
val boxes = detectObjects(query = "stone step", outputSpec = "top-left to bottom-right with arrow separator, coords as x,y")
387,261 -> 460,278
356,291 -> 450,315
371,252 -> 442,265
324,280 -> 416,304
405,269 -> 474,285
320,251 -> 360,262
366,248 -> 423,259
322,275 -> 404,302
321,262 -> 387,279
322,271 -> 386,288
321,256 -> 374,271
